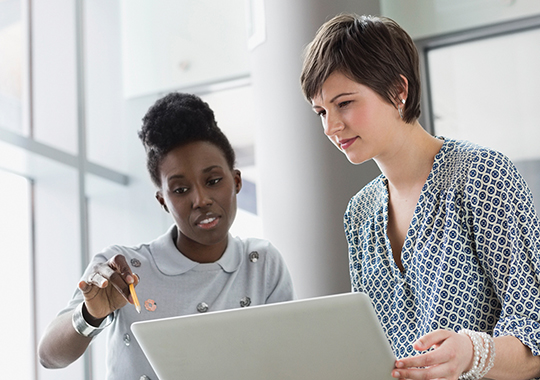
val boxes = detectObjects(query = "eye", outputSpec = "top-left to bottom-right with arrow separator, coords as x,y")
316,109 -> 326,117
173,187 -> 188,194
338,100 -> 352,108
208,178 -> 222,186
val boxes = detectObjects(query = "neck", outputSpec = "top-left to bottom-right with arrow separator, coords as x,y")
176,234 -> 228,263
374,123 -> 443,191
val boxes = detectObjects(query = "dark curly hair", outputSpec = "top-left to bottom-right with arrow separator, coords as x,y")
138,92 -> 236,187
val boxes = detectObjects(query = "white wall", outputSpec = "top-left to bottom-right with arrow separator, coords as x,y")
381,0 -> 540,39
250,0 -> 382,299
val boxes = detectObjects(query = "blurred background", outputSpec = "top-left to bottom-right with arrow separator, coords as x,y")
1,0 -> 540,378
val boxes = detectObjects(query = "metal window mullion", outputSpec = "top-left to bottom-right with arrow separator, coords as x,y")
74,1 -> 93,380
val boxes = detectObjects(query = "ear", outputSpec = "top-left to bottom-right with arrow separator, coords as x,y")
155,191 -> 169,213
233,169 -> 242,194
396,75 -> 409,106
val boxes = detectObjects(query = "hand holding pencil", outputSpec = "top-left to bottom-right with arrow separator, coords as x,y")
78,254 -> 141,321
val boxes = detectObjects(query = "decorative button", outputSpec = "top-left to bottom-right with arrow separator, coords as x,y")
249,251 -> 259,262
197,302 -> 209,313
145,299 -> 157,312
140,376 -> 151,380
240,296 -> 251,307
131,258 -> 141,267
123,333 -> 131,346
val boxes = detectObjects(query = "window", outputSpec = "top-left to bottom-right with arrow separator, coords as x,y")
0,170 -> 33,379
419,16 -> 540,209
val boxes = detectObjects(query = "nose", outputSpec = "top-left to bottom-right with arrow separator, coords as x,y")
192,185 -> 213,209
323,111 -> 344,137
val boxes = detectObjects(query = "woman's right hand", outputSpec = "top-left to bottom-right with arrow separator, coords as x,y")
78,254 -> 139,322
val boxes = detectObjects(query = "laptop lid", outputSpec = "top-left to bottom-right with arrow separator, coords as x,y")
131,292 -> 395,380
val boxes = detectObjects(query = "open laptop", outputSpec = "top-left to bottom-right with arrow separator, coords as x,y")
131,292 -> 395,380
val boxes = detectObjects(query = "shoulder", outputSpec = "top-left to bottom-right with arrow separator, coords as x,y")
435,138 -> 517,189
99,226 -> 176,260
443,139 -> 520,184
93,241 -> 151,262
346,175 -> 386,218
441,138 -> 511,169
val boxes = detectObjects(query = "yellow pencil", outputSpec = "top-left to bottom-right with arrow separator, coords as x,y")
129,283 -> 141,313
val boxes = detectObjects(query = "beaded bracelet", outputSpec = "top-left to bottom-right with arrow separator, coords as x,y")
477,332 -> 495,379
458,329 -> 495,380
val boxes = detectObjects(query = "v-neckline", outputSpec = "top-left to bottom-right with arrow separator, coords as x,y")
381,138 -> 447,277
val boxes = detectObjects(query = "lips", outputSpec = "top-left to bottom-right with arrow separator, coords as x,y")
196,214 -> 220,229
339,137 -> 358,150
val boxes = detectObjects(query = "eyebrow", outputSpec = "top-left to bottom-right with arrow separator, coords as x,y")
312,92 -> 357,109
167,165 -> 223,181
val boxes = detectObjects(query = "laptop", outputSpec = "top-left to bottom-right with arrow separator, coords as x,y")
131,292 -> 395,380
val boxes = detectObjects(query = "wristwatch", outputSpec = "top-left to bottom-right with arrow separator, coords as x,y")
72,302 -> 114,338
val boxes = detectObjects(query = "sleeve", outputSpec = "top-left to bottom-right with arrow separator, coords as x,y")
343,178 -> 384,295
262,242 -> 297,304
468,150 -> 540,356
344,197 -> 362,293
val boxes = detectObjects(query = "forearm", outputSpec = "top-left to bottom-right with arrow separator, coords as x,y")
38,310 -> 92,369
486,335 -> 540,380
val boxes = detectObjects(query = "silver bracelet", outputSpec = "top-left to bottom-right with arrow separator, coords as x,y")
72,302 -> 114,338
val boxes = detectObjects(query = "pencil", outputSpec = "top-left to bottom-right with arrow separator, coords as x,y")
129,282 -> 141,313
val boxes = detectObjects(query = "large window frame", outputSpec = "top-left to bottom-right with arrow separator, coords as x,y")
416,14 -> 540,135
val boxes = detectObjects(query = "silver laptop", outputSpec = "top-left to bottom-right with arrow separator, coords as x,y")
131,292 -> 395,380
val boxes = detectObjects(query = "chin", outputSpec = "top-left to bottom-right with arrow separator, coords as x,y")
345,154 -> 368,165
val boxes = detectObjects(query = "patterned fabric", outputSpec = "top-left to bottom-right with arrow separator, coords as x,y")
344,138 -> 540,365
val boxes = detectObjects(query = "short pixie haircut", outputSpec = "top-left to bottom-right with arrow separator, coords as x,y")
301,14 -> 421,123
138,92 -> 236,187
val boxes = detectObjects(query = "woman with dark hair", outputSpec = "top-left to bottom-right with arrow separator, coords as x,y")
38,92 -> 295,379
301,14 -> 540,380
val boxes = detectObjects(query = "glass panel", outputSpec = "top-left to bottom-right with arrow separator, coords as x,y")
0,169 -> 33,379
428,27 -> 540,210
84,0 -> 128,171
31,0 -> 78,154
0,0 -> 24,133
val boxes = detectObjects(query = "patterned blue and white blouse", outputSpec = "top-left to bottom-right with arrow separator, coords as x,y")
344,138 -> 540,361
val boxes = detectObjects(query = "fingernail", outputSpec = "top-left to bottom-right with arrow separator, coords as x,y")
126,274 -> 134,284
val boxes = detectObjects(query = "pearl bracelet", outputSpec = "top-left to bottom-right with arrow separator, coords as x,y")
458,329 -> 495,380
477,332 -> 495,379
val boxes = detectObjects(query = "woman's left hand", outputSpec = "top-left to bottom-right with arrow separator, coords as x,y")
392,329 -> 474,380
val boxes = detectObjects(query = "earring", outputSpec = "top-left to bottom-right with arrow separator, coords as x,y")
398,99 -> 405,120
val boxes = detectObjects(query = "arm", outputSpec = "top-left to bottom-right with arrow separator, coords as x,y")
262,241 -> 296,303
393,151 -> 540,380
489,335 -> 540,380
392,331 -> 540,380
38,309 -> 93,368
38,254 -> 138,368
